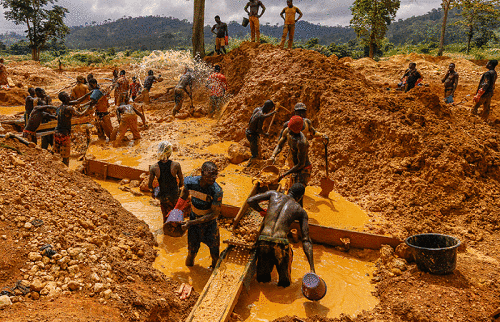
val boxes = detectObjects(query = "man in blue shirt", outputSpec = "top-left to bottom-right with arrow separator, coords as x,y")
176,161 -> 223,269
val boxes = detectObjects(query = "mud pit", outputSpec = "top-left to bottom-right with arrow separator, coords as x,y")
1,43 -> 499,321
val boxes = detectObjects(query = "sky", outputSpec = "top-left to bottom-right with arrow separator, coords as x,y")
0,0 -> 443,34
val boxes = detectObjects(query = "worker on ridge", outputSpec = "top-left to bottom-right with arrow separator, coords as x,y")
112,100 -> 146,147
401,62 -> 423,93
269,116 -> 311,199
53,92 -> 92,166
279,0 -> 303,49
149,141 -> 184,228
244,0 -> 266,43
172,67 -> 194,117
276,103 -> 328,142
246,100 -> 277,167
441,63 -> 459,103
175,161 -> 223,269
472,60 -> 498,119
211,16 -> 229,55
207,65 -> 228,118
247,183 -> 315,287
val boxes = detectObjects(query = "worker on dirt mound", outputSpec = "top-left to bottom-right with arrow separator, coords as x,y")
175,161 -> 223,269
24,87 -> 36,126
269,116 -> 311,199
141,70 -> 163,105
401,62 -> 423,93
244,0 -> 266,43
247,183 -> 314,287
149,141 -> 184,227
279,0 -> 303,49
23,101 -> 57,144
53,92 -> 92,166
70,76 -> 90,103
277,103 -> 328,142
246,100 -> 277,167
129,77 -> 142,102
207,65 -> 228,117
472,60 -> 498,119
172,67 -> 194,117
211,16 -> 229,55
0,58 -> 8,86
76,78 -> 114,141
441,63 -> 459,103
111,100 -> 146,147
113,70 -> 130,106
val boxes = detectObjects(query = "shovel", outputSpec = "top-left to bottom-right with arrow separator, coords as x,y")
319,138 -> 334,198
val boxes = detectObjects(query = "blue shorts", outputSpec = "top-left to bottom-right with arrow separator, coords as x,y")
187,218 -> 220,254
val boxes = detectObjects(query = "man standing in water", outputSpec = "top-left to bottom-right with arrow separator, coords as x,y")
270,116 -> 312,189
53,92 -> 91,166
177,161 -> 223,269
149,141 -> 184,226
279,0 -> 303,49
141,70 -> 163,104
172,68 -> 194,117
246,100 -> 277,166
207,65 -> 228,117
78,78 -> 113,141
441,63 -> 459,103
247,183 -> 314,287
211,16 -> 229,55
244,0 -> 266,43
472,60 -> 498,119
112,101 -> 146,147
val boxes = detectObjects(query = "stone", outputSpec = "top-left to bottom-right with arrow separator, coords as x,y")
395,243 -> 414,262
68,281 -> 80,291
391,258 -> 408,271
0,295 -> 12,309
391,268 -> 403,276
228,144 -> 251,164
103,289 -> 112,299
28,252 -> 42,261
90,272 -> 100,282
94,283 -> 105,293
129,180 -> 140,188
67,248 -> 81,258
10,156 -> 25,167
119,179 -> 130,185
30,291 -> 40,300
40,281 -> 59,297
24,222 -> 33,229
42,256 -> 50,265
30,278 -> 45,292
67,265 -> 79,274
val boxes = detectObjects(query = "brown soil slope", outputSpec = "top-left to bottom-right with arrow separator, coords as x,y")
0,137 -> 196,321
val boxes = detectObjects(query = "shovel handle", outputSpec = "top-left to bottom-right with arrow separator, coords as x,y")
323,138 -> 329,177
265,113 -> 277,135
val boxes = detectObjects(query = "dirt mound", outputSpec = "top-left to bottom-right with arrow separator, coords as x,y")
0,137 -> 196,321
0,88 -> 26,106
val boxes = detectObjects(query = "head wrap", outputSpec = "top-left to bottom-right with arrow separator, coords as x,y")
157,141 -> 173,161
288,116 -> 303,134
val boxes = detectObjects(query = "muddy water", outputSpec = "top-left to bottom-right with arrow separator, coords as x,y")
0,105 -> 24,116
84,116 -> 378,321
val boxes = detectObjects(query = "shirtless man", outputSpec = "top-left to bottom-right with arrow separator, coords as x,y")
211,16 -> 229,55
71,76 -> 90,102
24,88 -> 36,126
149,141 -> 184,225
172,68 -> 194,116
401,62 -> 423,93
472,60 -> 498,119
269,116 -> 311,196
246,100 -> 277,166
114,70 -> 130,106
53,92 -> 91,166
279,0 -> 303,49
441,63 -> 459,103
276,103 -> 328,142
34,88 -> 54,150
141,70 -> 163,104
244,0 -> 266,42
247,183 -> 314,287
23,103 -> 56,144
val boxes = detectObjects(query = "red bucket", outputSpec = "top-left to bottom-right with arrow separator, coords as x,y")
302,272 -> 327,301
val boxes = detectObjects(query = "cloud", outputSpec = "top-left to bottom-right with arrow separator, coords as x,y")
0,0 -> 443,34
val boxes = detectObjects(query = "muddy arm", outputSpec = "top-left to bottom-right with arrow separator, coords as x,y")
299,212 -> 315,273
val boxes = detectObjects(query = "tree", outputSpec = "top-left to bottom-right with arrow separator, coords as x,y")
437,0 -> 455,56
1,0 -> 69,61
192,0 -> 205,58
350,0 -> 400,58
454,0 -> 500,53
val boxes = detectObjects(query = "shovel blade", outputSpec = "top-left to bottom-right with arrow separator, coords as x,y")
319,177 -> 334,198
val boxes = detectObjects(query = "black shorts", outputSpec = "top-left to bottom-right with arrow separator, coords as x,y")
257,239 -> 293,287
187,218 -> 220,254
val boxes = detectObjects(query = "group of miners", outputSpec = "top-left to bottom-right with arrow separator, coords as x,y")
211,0 -> 303,54
401,59 -> 497,119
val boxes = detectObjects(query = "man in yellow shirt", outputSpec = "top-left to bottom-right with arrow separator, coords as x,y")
279,0 -> 303,49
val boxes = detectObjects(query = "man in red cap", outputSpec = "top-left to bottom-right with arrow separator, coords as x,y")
269,116 -> 311,196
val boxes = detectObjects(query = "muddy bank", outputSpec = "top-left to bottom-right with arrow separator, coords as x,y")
0,137 -> 196,321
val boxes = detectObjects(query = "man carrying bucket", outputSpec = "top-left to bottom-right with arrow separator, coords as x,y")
247,183 -> 315,287
244,0 -> 266,43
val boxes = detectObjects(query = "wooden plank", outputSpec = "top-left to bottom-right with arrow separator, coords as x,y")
85,159 -> 148,181
232,182 -> 259,230
10,116 -> 93,132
